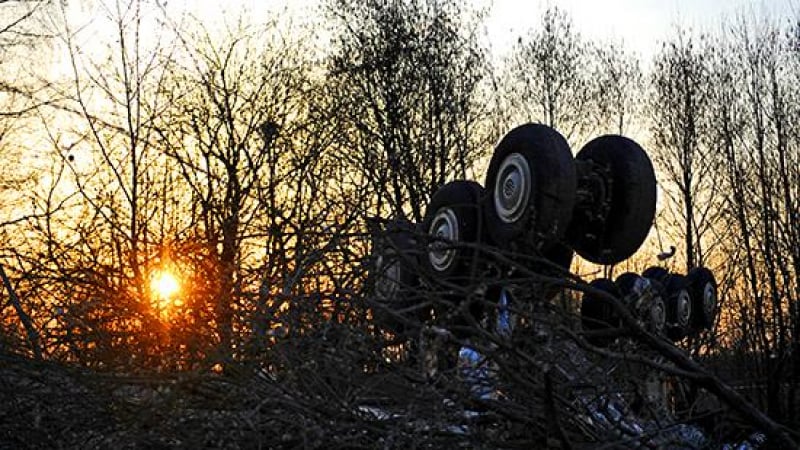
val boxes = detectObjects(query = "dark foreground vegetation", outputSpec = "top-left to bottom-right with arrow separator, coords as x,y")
2,288 -> 796,449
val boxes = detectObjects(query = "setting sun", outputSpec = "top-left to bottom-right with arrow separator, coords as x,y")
151,271 -> 180,299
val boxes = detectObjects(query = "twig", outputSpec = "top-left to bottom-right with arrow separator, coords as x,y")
0,263 -> 41,360
544,368 -> 573,449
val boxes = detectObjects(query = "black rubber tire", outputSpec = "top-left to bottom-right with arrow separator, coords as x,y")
370,219 -> 425,334
615,272 -> 642,300
422,180 -> 486,281
544,242 -> 574,270
568,135 -> 657,265
642,266 -> 669,284
581,278 -> 622,347
540,242 -> 574,301
484,123 -> 576,252
641,268 -> 671,333
648,278 -> 667,301
686,267 -> 717,331
663,274 -> 693,341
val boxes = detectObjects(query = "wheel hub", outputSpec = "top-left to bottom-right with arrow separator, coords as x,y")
649,297 -> 666,334
676,290 -> 692,328
494,153 -> 531,224
375,254 -> 400,300
702,283 -> 716,321
428,208 -> 459,272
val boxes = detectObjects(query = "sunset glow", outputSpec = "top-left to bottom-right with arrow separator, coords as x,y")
151,270 -> 180,300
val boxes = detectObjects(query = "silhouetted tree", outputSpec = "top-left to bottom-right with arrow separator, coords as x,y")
649,31 -> 721,274
505,7 -> 590,142
587,40 -> 644,136
325,0 -> 492,222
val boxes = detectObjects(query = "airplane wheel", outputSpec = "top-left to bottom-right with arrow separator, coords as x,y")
642,266 -> 669,284
663,274 -> 693,341
422,180 -> 487,281
484,123 -> 576,252
541,242 -> 574,300
370,219 -> 425,334
569,135 -> 656,265
581,278 -> 622,347
687,267 -> 717,331
544,242 -> 574,270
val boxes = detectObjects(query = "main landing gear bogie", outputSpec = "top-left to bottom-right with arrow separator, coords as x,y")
368,122 -> 717,344
364,124 -> 727,448
480,124 -> 657,268
578,267 -> 719,347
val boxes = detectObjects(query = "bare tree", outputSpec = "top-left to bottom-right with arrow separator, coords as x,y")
325,0 -> 492,223
648,31 -> 723,274
586,40 -> 644,136
0,0 -> 63,358
0,0 -> 54,222
152,13 -> 368,365
700,14 -> 800,425
504,7 -> 590,143
0,0 -> 189,367
733,14 -> 798,422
